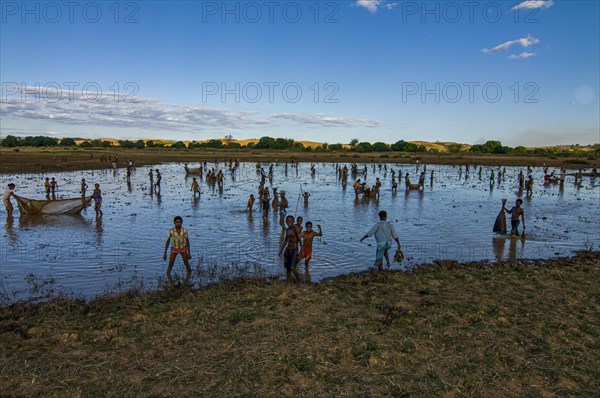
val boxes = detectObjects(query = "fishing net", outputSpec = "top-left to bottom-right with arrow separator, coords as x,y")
15,195 -> 93,215
185,166 -> 201,174
493,199 -> 507,234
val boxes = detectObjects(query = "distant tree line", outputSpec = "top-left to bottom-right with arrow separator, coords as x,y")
1,134 -> 598,157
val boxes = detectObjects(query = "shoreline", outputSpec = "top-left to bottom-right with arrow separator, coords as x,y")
1,147 -> 598,174
2,250 -> 598,310
1,251 -> 598,396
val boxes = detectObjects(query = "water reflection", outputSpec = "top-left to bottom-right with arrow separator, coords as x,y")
0,161 -> 598,302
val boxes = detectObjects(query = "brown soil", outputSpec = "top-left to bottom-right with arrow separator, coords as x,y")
1,251 -> 599,397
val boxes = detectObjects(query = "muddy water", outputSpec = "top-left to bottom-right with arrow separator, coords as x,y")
1,162 -> 598,303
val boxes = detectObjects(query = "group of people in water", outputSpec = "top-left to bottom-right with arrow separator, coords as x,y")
3,158 -> 598,286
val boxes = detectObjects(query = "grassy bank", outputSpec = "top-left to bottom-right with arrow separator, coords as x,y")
1,252 -> 599,397
1,147 -> 598,174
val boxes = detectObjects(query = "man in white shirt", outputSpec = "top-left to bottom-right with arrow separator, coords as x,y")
360,211 -> 401,271
3,183 -> 16,218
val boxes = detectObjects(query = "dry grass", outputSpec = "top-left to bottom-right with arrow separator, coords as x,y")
2,147 -> 598,174
1,252 -> 599,397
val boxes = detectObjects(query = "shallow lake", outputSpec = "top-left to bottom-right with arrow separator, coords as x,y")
1,161 -> 598,304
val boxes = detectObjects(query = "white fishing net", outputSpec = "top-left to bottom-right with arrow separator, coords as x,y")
15,195 -> 93,215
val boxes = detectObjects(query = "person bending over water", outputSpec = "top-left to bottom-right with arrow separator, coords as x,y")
163,216 -> 192,284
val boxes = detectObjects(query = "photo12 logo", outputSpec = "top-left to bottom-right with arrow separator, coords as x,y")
1,1 -> 139,23
201,81 -> 340,104
1,82 -> 140,103
200,1 -> 339,23
401,81 -> 540,104
390,1 -> 546,24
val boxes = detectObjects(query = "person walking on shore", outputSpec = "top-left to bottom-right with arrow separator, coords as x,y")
360,211 -> 401,271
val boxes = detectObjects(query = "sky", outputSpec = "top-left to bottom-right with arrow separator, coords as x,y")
1,0 -> 599,146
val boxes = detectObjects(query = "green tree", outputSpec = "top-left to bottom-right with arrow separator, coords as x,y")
1,135 -> 20,147
372,142 -> 389,152
171,141 -> 187,149
446,143 -> 463,153
255,136 -> 276,149
135,140 -> 146,149
146,140 -> 156,148
59,138 -> 77,146
356,142 -> 373,152
118,140 -> 136,149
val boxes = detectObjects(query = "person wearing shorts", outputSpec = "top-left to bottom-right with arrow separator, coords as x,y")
155,169 -> 162,192
279,191 -> 288,228
163,216 -> 192,283
279,215 -> 301,284
504,199 -> 525,236
92,183 -> 103,216
300,222 -> 322,268
360,211 -> 401,271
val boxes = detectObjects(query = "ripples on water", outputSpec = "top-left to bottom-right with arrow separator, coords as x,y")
1,161 -> 598,303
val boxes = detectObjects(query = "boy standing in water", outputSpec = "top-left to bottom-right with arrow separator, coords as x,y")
294,216 -> 304,236
279,191 -> 288,228
279,215 -> 301,284
261,187 -> 270,220
163,216 -> 192,282
247,194 -> 255,212
504,199 -> 525,237
155,169 -> 162,192
3,183 -> 16,218
81,178 -> 88,196
191,177 -> 200,197
92,183 -> 103,216
50,177 -> 58,194
148,169 -> 154,187
303,192 -> 310,206
44,178 -> 51,196
300,222 -> 322,269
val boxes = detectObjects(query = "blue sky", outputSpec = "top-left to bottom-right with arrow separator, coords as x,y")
1,0 -> 598,146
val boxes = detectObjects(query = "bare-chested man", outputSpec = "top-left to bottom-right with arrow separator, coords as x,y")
278,215 -> 301,283
504,198 -> 526,237
279,191 -> 289,228
300,222 -> 322,268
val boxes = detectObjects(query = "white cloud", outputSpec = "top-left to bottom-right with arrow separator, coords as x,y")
482,35 -> 540,54
0,86 -> 380,133
271,113 -> 382,128
384,2 -> 399,10
508,52 -> 536,60
355,0 -> 384,13
512,0 -> 554,11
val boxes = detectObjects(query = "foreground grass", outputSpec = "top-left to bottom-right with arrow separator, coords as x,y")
1,252 -> 599,397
